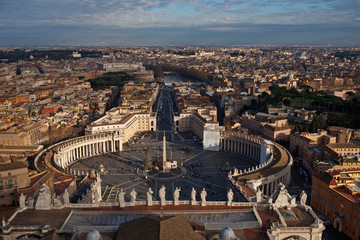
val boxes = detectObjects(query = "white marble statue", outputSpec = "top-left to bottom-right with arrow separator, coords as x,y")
191,187 -> 196,205
256,188 -> 262,203
147,188 -> 154,206
35,183 -> 52,210
159,185 -> 166,206
93,189 -> 101,204
300,190 -> 307,206
191,188 -> 196,201
95,173 -> 102,202
119,188 -> 126,207
227,189 -> 234,206
62,189 -> 70,206
130,188 -> 137,206
173,187 -> 181,206
201,188 -> 207,206
273,183 -> 296,209
27,197 -> 35,207
19,193 -> 26,209
1,216 -> 6,227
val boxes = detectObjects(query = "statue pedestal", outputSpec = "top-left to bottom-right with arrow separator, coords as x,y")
191,200 -> 197,205
130,201 -> 135,207
174,200 -> 179,206
201,201 -> 206,207
227,201 -> 232,206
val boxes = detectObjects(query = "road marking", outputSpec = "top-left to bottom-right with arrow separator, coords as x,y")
183,151 -> 207,163
182,179 -> 218,193
124,179 -> 146,190
189,177 -> 227,189
189,152 -> 218,165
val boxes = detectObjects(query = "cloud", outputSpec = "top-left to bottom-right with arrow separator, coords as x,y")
0,0 -> 359,46
202,27 -> 247,31
0,0 -> 358,27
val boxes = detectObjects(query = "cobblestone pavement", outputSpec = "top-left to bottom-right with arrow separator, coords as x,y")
69,131 -> 258,202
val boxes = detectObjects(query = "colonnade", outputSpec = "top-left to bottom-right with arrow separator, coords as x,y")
220,131 -> 292,196
219,138 -> 261,161
257,171 -> 291,196
53,132 -> 123,171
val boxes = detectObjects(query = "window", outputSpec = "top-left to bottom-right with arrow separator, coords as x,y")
8,179 -> 13,186
0,181 -> 2,187
354,218 -> 357,225
8,172 -> 11,176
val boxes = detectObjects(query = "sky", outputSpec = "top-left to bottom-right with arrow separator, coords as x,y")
0,0 -> 359,47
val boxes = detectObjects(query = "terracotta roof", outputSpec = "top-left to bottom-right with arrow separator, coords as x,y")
29,171 -> 47,186
0,161 -> 28,171
239,184 -> 256,197
320,144 -> 340,158
115,215 -> 206,240
10,209 -> 72,229
53,172 -> 75,195
329,126 -> 347,130
263,124 -> 291,131
313,171 -> 333,185
327,143 -> 359,149
332,186 -> 360,205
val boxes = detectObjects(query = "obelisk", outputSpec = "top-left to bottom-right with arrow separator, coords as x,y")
163,131 -> 167,171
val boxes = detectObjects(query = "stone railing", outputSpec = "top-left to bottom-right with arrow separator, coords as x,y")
223,133 -> 293,196
227,155 -> 273,179
220,131 -> 269,175
19,198 -> 270,211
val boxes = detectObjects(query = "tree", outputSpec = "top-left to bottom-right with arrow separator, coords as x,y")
177,160 -> 182,168
144,147 -> 153,170
251,99 -> 258,108
346,91 -> 355,97
283,98 -> 291,106
309,114 -> 328,133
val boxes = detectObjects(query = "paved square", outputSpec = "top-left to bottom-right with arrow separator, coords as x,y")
69,131 -> 258,202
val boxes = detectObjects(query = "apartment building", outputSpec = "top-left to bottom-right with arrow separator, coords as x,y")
0,121 -> 49,146
0,162 -> 30,206
312,169 -> 360,240
289,130 -> 336,156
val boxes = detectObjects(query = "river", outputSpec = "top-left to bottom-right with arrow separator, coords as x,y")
163,72 -> 206,85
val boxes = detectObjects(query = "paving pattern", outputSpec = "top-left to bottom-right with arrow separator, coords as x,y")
69,131 -> 258,202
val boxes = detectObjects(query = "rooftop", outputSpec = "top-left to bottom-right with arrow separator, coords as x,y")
280,207 -> 315,227
327,143 -> 359,149
115,215 -> 206,240
0,161 -> 28,171
234,144 -> 290,182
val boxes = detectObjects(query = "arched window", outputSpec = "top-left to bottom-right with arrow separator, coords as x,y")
8,179 -> 13,186
0,181 -> 3,187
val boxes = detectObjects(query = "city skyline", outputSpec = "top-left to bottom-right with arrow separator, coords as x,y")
0,0 -> 359,47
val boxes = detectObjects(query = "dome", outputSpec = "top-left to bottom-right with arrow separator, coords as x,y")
219,226 -> 236,240
85,229 -> 102,240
